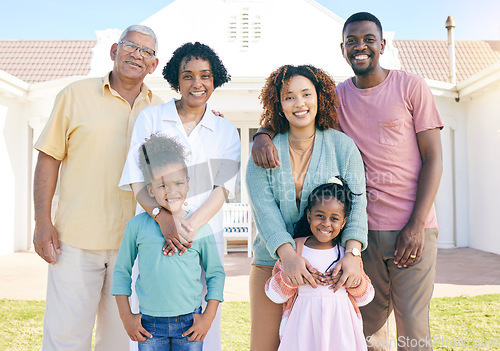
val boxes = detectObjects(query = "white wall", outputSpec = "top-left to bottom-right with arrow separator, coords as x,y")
431,93 -> 472,249
464,85 -> 500,254
0,77 -> 83,255
434,96 -> 459,248
0,95 -> 31,255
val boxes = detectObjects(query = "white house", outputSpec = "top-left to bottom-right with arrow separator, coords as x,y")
1,0 -> 499,255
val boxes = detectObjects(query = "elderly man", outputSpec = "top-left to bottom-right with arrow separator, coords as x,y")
33,25 -> 161,350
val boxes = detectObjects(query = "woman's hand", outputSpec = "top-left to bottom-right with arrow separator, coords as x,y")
162,186 -> 227,255
330,254 -> 362,292
211,110 -> 224,118
161,214 -> 197,256
278,244 -> 317,288
157,210 -> 192,256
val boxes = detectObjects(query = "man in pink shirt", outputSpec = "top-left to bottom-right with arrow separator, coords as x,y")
252,12 -> 443,351
337,12 -> 443,351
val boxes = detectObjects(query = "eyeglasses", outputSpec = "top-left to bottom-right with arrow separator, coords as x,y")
118,40 -> 156,59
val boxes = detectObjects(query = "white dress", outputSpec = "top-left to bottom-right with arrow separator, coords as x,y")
278,245 -> 368,351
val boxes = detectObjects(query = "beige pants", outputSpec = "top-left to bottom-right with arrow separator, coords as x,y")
360,229 -> 438,351
249,264 -> 283,351
42,242 -> 129,351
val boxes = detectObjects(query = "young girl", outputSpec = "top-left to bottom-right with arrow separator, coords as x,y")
265,177 -> 374,351
112,134 -> 225,351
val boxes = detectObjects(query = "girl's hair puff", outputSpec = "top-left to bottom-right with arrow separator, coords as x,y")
162,42 -> 231,91
138,133 -> 187,184
258,64 -> 339,133
293,176 -> 355,241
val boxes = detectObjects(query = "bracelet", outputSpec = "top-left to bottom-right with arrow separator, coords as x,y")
252,131 -> 272,141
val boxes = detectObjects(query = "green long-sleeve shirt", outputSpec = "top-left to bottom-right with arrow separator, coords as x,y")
112,212 -> 225,317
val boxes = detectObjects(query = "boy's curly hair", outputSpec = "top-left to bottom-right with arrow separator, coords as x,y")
162,42 -> 231,91
259,65 -> 339,133
138,133 -> 187,184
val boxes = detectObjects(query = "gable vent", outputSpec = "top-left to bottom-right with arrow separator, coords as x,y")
228,9 -> 261,50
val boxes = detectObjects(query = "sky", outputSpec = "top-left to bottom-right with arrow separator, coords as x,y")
2,0 -> 500,41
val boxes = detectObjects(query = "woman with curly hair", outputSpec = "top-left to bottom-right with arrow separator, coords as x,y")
119,42 -> 240,350
246,64 -> 368,350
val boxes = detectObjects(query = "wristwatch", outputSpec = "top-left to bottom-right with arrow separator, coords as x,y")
152,207 -> 162,219
345,248 -> 361,257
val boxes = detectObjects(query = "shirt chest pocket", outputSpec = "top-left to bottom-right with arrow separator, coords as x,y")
379,119 -> 405,146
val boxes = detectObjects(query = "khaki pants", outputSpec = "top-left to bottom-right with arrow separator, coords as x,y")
43,242 -> 129,351
360,229 -> 438,351
249,264 -> 283,351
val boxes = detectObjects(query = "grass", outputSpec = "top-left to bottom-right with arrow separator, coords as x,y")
221,301 -> 251,350
1,295 -> 499,350
0,299 -> 44,350
429,294 -> 500,350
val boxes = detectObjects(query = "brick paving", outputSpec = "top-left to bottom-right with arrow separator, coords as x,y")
1,248 -> 499,301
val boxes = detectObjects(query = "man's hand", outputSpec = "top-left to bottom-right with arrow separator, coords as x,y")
394,221 -> 425,268
33,221 -> 61,264
251,133 -> 281,169
158,210 -> 192,256
392,128 -> 442,268
33,151 -> 61,264
120,313 -> 152,342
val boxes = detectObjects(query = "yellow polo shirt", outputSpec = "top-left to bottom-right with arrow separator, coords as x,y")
34,73 -> 162,250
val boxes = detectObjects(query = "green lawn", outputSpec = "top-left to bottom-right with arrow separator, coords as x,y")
0,300 -> 44,350
1,295 -> 499,350
429,294 -> 500,350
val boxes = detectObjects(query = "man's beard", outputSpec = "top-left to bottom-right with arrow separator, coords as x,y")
351,61 -> 373,76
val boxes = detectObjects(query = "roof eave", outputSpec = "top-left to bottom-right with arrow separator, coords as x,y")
303,0 -> 345,23
0,70 -> 29,97
457,61 -> 500,99
27,75 -> 88,99
424,78 -> 458,99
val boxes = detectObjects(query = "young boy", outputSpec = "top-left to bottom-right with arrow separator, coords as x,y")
112,134 -> 225,350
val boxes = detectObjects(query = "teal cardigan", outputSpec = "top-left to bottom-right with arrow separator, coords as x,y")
246,129 -> 368,267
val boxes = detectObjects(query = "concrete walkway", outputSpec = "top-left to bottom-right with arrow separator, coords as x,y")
1,248 -> 499,301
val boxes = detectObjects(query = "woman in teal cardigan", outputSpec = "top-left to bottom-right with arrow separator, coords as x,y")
246,65 -> 368,351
